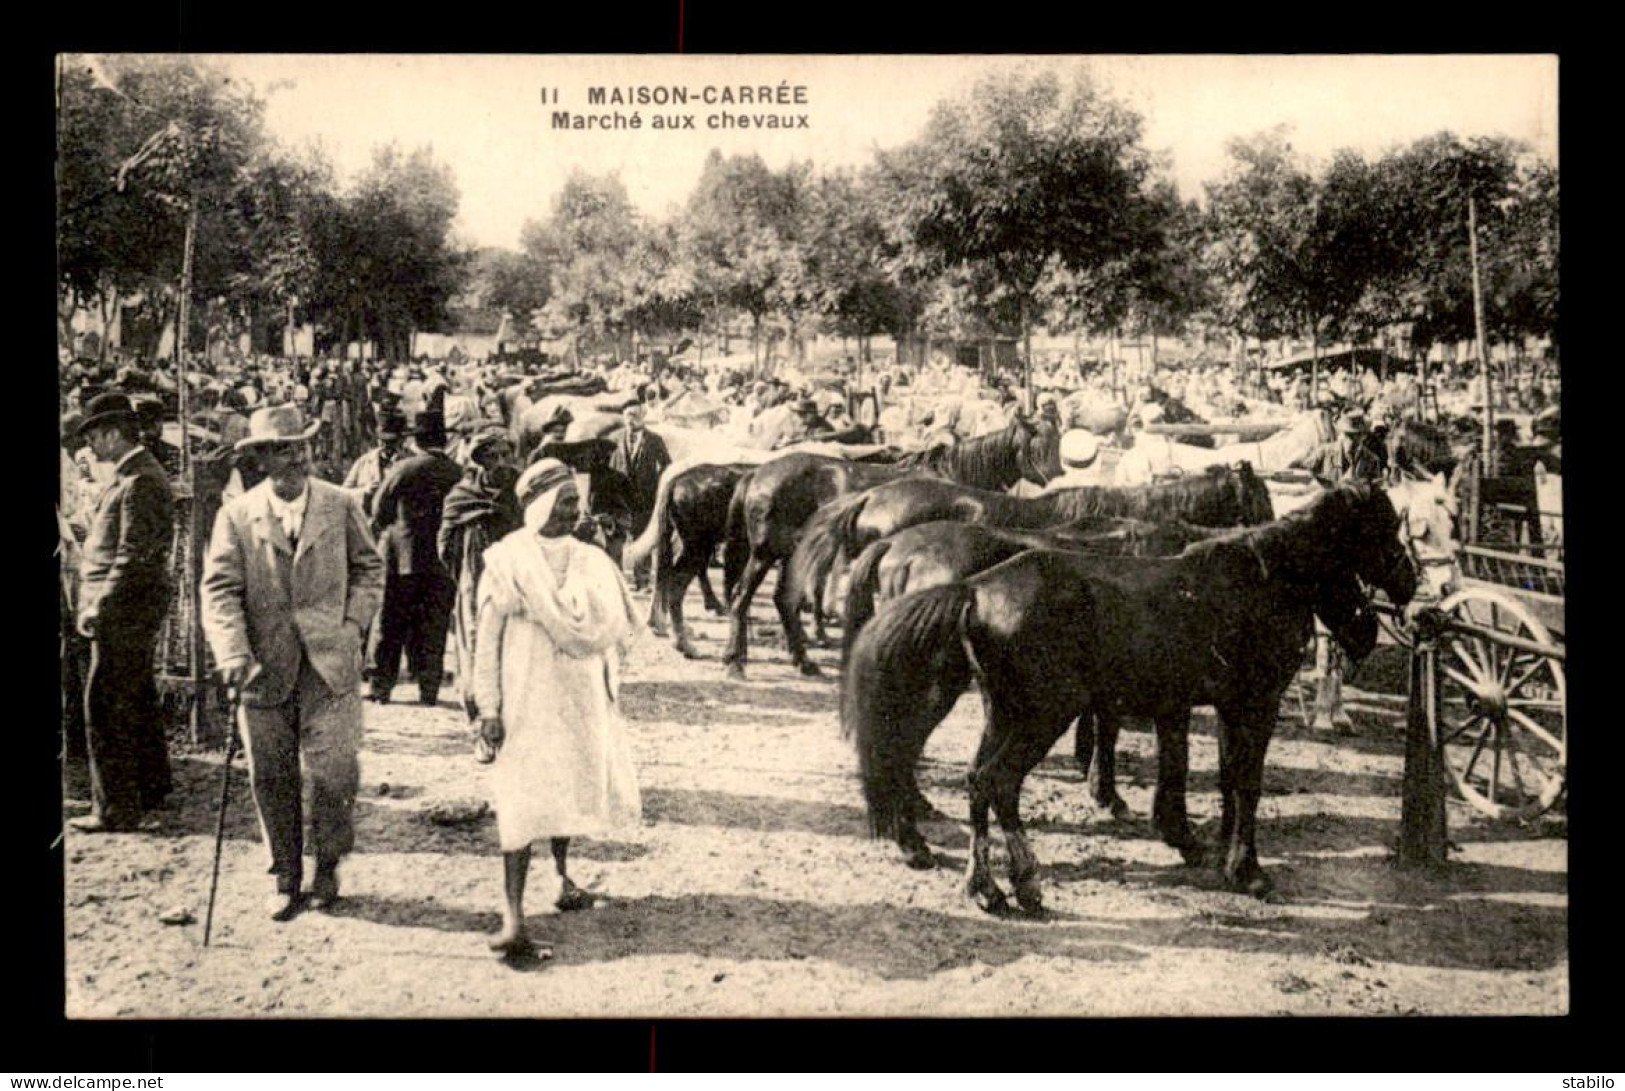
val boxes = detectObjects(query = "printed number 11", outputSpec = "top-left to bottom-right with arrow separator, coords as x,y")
541,88 -> 559,104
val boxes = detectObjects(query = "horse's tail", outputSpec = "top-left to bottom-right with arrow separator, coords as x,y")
840,536 -> 893,668
722,470 -> 754,601
785,489 -> 869,615
845,582 -> 976,839
625,462 -> 683,569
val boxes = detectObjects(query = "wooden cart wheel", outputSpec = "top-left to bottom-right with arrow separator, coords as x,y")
1432,586 -> 1566,820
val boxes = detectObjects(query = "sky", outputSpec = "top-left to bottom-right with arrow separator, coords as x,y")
203,54 -> 1558,252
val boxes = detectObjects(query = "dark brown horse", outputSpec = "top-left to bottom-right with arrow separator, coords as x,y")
786,462 -> 1275,629
843,483 -> 1416,912
640,462 -> 753,657
722,417 -> 1061,678
838,517 -> 1230,819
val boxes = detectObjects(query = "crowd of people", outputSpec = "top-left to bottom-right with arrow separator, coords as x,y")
57,338 -> 1559,954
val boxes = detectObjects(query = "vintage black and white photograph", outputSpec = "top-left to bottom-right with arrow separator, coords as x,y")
55,53 -> 1563,1018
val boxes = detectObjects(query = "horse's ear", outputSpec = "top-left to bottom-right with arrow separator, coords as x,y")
1430,470 -> 1446,489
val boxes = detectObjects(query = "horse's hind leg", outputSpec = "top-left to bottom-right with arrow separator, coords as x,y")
962,716 -> 1011,915
666,561 -> 700,660
988,711 -> 1072,915
1152,710 -> 1204,866
722,552 -> 771,679
697,556 -> 726,616
1088,712 -> 1134,821
773,557 -> 820,677
1073,713 -> 1094,775
1215,704 -> 1275,897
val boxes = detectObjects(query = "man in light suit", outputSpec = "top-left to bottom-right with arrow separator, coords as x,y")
71,394 -> 176,833
202,405 -> 384,921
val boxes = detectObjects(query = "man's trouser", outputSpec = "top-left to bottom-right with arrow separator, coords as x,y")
61,582 -> 91,765
371,571 -> 457,700
84,597 -> 172,825
240,652 -> 363,893
1312,625 -> 1350,728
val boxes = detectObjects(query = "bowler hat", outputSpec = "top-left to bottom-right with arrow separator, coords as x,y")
235,404 -> 322,450
412,409 -> 448,448
377,405 -> 408,437
77,392 -> 140,435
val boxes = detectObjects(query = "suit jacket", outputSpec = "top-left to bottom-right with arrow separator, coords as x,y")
371,451 -> 463,578
201,478 -> 384,707
77,446 -> 175,629
608,427 -> 671,509
341,444 -> 402,516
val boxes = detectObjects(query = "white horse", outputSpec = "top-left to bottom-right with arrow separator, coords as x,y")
1111,409 -> 1333,486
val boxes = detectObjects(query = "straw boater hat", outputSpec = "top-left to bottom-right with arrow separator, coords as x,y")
1058,429 -> 1100,469
234,404 -> 322,450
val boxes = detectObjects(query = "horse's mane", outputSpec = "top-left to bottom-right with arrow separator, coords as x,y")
1045,464 -> 1261,526
896,420 -> 1034,488
1186,482 -> 1381,582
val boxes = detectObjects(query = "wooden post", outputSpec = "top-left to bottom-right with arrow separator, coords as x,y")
1397,632 -> 1449,868
175,195 -> 206,747
1468,195 -> 1495,475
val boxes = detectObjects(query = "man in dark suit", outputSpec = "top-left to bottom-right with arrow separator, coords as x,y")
70,394 -> 176,833
370,410 -> 463,705
608,403 -> 671,590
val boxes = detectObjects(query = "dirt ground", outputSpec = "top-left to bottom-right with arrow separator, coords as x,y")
63,573 -> 1568,1019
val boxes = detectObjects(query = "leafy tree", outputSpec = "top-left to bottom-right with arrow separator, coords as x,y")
876,67 -> 1164,400
306,143 -> 468,360
1204,130 -> 1399,393
57,53 -> 272,360
679,151 -> 809,371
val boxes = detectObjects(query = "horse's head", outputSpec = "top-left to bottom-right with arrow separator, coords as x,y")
1229,461 -> 1277,525
1327,482 -> 1419,609
1014,413 -> 1063,486
1315,571 -> 1379,666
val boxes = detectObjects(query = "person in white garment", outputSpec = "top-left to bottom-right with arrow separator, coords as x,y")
473,458 -> 643,958
1042,429 -> 1108,492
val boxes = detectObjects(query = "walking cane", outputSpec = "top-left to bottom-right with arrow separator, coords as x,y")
202,685 -> 241,948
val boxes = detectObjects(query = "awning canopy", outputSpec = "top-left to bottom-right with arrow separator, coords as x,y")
1264,346 -> 1415,374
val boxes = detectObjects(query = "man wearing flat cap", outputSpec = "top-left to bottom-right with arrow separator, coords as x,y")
369,409 -> 463,706
201,404 -> 384,919
69,394 -> 177,833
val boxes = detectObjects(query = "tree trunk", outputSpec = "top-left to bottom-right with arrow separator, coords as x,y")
1309,321 -> 1321,404
1020,295 -> 1033,412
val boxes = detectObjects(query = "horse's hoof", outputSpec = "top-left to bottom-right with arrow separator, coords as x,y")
965,877 -> 1010,915
675,641 -> 702,660
1229,870 -> 1273,899
724,663 -> 746,681
1013,878 -> 1044,915
797,660 -> 823,678
1096,795 -> 1135,822
705,605 -> 727,617
648,622 -> 669,638
1177,842 -> 1209,868
901,845 -> 936,870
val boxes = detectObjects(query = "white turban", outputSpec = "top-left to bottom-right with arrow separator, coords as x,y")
515,457 -> 578,530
